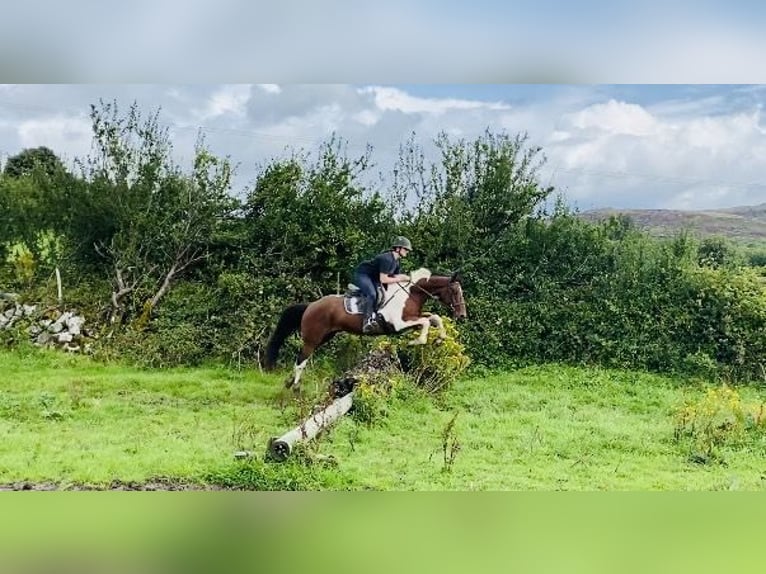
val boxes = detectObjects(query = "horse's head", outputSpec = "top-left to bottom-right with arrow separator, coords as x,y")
446,273 -> 467,320
413,269 -> 467,320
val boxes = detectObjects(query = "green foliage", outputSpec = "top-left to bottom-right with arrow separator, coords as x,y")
680,351 -> 720,381
380,318 -> 471,393
349,378 -> 395,425
101,322 -> 208,368
3,119 -> 766,383
453,212 -> 766,381
0,176 -> 39,248
439,411 -> 461,473
746,249 -> 766,267
0,230 -> 71,295
674,385 -> 766,464
683,267 -> 766,380
243,135 -> 394,286
79,100 -> 237,322
697,236 -> 743,269
0,149 -> 80,272
3,241 -> 36,288
392,130 -> 553,272
204,458 -> 340,490
3,146 -> 66,179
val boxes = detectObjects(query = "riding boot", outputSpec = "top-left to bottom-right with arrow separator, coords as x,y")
362,297 -> 378,334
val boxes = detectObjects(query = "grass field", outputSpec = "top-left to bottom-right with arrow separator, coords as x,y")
1,347 -> 765,490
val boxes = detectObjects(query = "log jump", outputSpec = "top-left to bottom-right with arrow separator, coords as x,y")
243,347 -> 399,462
266,391 -> 355,462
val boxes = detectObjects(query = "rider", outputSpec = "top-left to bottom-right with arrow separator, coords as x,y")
353,236 -> 413,333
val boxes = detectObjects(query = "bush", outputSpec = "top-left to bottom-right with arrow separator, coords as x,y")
674,385 -> 766,464
381,317 -> 471,393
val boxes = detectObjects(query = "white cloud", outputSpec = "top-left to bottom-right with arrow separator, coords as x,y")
194,85 -> 252,121
563,100 -> 660,137
352,109 -> 380,127
2,84 -> 766,212
17,115 -> 92,165
362,86 -> 510,115
541,98 -> 766,210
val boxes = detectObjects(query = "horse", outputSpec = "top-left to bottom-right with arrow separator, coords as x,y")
263,268 -> 467,391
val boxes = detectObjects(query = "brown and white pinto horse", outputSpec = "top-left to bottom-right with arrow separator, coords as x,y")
263,268 -> 467,390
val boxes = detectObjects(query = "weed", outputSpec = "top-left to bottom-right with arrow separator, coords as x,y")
440,412 -> 461,473
673,384 -> 766,464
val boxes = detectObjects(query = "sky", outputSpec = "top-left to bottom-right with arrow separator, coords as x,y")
2,84 -> 766,212
2,2 -> 766,212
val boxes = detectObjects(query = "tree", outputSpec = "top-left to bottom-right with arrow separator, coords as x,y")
80,100 -> 237,323
391,129 -> 554,272
243,135 -> 394,286
3,146 -> 67,179
697,236 -> 743,269
0,160 -> 74,282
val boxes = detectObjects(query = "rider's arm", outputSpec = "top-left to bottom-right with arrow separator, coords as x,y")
379,272 -> 409,284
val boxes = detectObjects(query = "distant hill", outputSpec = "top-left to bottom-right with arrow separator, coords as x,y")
578,203 -> 766,243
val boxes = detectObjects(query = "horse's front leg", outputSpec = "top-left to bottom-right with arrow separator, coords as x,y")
428,314 -> 447,343
407,316 -> 431,346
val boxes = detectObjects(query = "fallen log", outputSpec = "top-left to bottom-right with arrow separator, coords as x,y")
266,391 -> 355,462
258,347 -> 401,462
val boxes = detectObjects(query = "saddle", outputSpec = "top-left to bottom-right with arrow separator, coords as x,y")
342,283 -> 384,315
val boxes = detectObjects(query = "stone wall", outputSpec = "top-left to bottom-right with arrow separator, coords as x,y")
0,298 -> 91,353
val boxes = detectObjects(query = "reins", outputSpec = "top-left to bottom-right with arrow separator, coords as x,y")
390,277 -> 451,310
375,280 -> 437,313
407,281 -> 440,301
377,274 -> 464,317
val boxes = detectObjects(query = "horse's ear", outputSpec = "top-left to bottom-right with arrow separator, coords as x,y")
450,270 -> 463,283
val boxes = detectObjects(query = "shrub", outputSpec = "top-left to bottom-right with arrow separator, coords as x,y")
674,385 -> 766,464
381,317 -> 471,393
349,377 -> 395,425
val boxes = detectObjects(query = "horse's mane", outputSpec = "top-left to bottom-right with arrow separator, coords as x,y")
410,268 -> 432,284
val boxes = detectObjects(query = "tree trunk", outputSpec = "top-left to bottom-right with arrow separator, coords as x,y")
149,262 -> 178,309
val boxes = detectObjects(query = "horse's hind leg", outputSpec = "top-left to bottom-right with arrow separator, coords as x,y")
287,332 -> 336,392
285,350 -> 311,393
286,346 -> 312,391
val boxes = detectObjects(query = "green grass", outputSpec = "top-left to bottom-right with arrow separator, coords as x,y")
2,347 -> 766,490
0,347 -> 288,487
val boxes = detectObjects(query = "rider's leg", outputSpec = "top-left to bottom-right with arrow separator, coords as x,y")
353,272 -> 378,333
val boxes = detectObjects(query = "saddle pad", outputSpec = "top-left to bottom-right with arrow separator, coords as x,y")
341,284 -> 384,315
341,294 -> 364,315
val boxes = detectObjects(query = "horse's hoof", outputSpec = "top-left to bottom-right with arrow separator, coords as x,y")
434,337 -> 446,345
409,339 -> 426,346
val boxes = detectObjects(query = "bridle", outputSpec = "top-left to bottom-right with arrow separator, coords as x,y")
400,277 -> 463,314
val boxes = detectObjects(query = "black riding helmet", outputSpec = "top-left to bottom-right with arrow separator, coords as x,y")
391,236 -> 413,251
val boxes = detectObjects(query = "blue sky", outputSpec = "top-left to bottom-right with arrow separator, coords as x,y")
1,84 -> 766,212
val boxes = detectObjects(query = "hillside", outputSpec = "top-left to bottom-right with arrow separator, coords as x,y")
578,203 -> 766,243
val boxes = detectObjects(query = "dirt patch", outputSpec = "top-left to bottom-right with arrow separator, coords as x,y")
0,478 -> 229,491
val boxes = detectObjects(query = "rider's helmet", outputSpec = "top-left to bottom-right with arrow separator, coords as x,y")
391,236 -> 413,251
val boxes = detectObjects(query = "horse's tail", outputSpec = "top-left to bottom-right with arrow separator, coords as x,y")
263,303 -> 309,370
